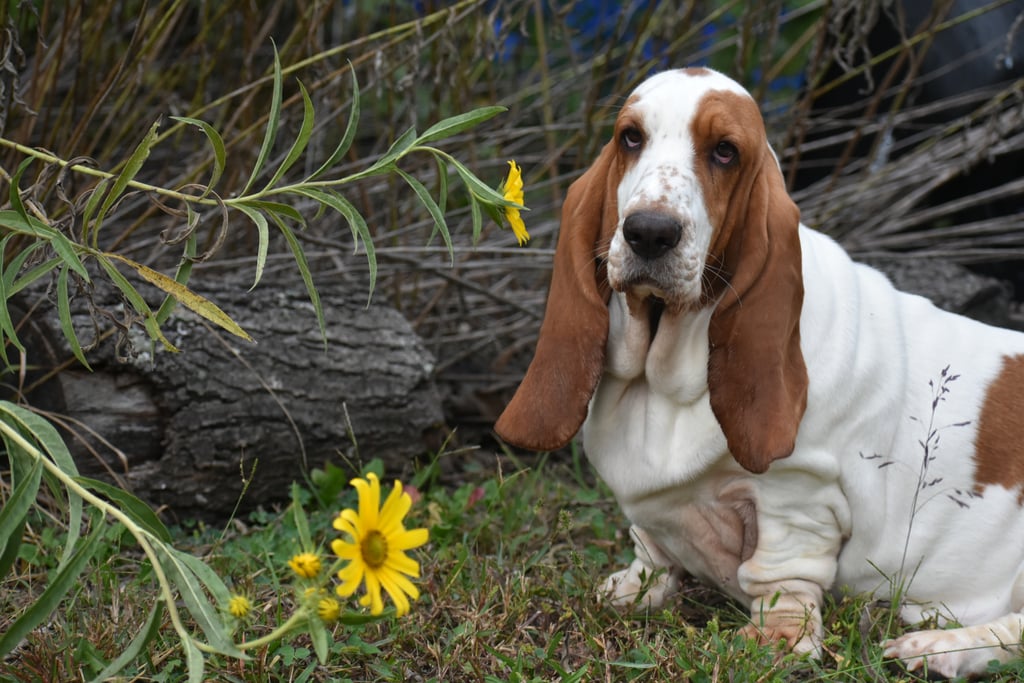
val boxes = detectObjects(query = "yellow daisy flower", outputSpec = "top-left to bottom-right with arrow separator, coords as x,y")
227,594 -> 252,619
502,160 -> 529,246
288,552 -> 322,579
317,596 -> 342,624
331,472 -> 429,617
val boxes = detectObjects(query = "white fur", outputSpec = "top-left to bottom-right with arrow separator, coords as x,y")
585,69 -> 1024,678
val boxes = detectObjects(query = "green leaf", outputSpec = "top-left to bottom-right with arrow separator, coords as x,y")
170,116 -> 226,196
290,187 -> 376,300
0,510 -> 105,659
0,458 -> 42,577
241,44 -> 284,195
307,64 -> 360,182
415,106 -> 506,145
156,544 -> 241,656
74,475 -> 172,543
104,252 -> 253,343
0,235 -> 26,358
155,230 -> 198,325
94,119 -> 162,241
8,157 -> 34,223
270,212 -> 327,344
80,177 -> 111,242
470,195 -> 483,244
0,401 -> 84,569
291,483 -> 313,551
361,127 -> 417,176
87,602 -> 164,683
165,546 -> 234,621
0,209 -> 89,280
184,635 -> 206,683
57,264 -> 92,371
264,79 -> 315,191
309,613 -> 329,664
447,156 -> 510,206
95,255 -> 178,352
234,203 -> 270,290
395,167 -> 453,264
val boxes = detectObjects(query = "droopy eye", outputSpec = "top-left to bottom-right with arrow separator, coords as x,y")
713,140 -> 738,166
621,127 -> 643,151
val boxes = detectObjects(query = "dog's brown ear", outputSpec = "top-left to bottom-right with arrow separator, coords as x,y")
707,144 -> 808,474
494,144 -> 618,451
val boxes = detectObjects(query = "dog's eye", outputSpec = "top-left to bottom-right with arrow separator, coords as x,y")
621,127 -> 643,151
713,140 -> 738,166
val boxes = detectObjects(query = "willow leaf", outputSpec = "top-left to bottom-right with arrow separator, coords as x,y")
264,79 -> 315,190
57,264 -> 91,370
155,231 -> 198,325
0,458 -> 41,577
415,105 -> 506,145
307,65 -> 360,181
0,511 -> 104,659
290,187 -> 377,300
241,45 -> 284,195
74,475 -> 171,543
94,255 -> 178,352
233,203 -> 270,289
104,253 -> 253,343
395,167 -> 453,264
171,116 -> 226,196
270,212 -> 327,344
87,602 -> 164,683
94,119 -> 161,239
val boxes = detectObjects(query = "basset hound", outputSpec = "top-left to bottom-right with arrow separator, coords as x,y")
495,67 -> 1024,678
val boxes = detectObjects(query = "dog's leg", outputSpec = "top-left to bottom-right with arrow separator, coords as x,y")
738,581 -> 824,656
883,612 -> 1024,678
601,525 -> 682,610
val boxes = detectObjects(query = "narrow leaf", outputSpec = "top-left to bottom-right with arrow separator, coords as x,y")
8,157 -> 34,223
395,167 -> 453,263
184,636 -> 206,683
415,106 -> 506,145
307,65 -> 360,181
270,212 -> 327,345
470,195 -> 483,244
0,209 -> 89,280
0,236 -> 26,356
57,264 -> 92,370
74,475 -> 172,543
361,127 -> 417,176
447,156 -> 511,206
155,231 -> 198,325
289,187 -> 376,300
105,252 -> 253,343
309,613 -> 329,664
0,459 -> 42,574
0,512 -> 104,658
170,116 -> 226,196
87,602 -> 164,683
94,255 -> 178,352
94,119 -> 162,237
240,45 -> 284,195
291,483 -> 313,551
156,545 -> 240,656
264,79 -> 316,190
234,203 -> 270,289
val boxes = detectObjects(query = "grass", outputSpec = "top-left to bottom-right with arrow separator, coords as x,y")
4,447 -> 1024,681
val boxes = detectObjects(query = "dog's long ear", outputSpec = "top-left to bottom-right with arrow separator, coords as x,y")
707,144 -> 807,474
495,143 -> 618,451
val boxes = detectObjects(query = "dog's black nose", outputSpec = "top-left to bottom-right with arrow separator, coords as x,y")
622,212 -> 682,260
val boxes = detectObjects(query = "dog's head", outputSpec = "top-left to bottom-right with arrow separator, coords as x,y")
495,68 -> 806,473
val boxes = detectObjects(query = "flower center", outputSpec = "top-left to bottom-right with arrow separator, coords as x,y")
361,530 -> 388,569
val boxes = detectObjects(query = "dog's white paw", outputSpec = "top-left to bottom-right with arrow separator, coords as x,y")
883,622 -> 1021,679
600,558 -> 680,611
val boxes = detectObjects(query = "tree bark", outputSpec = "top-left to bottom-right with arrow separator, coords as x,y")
17,271 -> 445,522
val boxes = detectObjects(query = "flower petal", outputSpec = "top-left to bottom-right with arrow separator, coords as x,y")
390,526 -> 429,552
335,561 -> 365,597
363,570 -> 384,615
331,538 -> 359,560
379,480 -> 411,535
378,569 -> 413,617
351,473 -> 380,529
385,549 -> 420,578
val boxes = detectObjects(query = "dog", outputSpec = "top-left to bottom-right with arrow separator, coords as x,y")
495,67 -> 1024,678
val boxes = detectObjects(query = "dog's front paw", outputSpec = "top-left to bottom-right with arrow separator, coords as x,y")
600,558 -> 680,611
883,619 -> 1023,680
742,592 -> 823,657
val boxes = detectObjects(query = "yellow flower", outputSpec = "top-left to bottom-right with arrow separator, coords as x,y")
227,594 -> 252,619
502,160 -> 529,246
288,552 -> 322,579
317,596 -> 342,624
331,472 -> 429,617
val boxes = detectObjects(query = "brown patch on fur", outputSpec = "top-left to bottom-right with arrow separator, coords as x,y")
691,90 -> 808,474
973,354 -> 1024,503
494,142 -> 622,451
